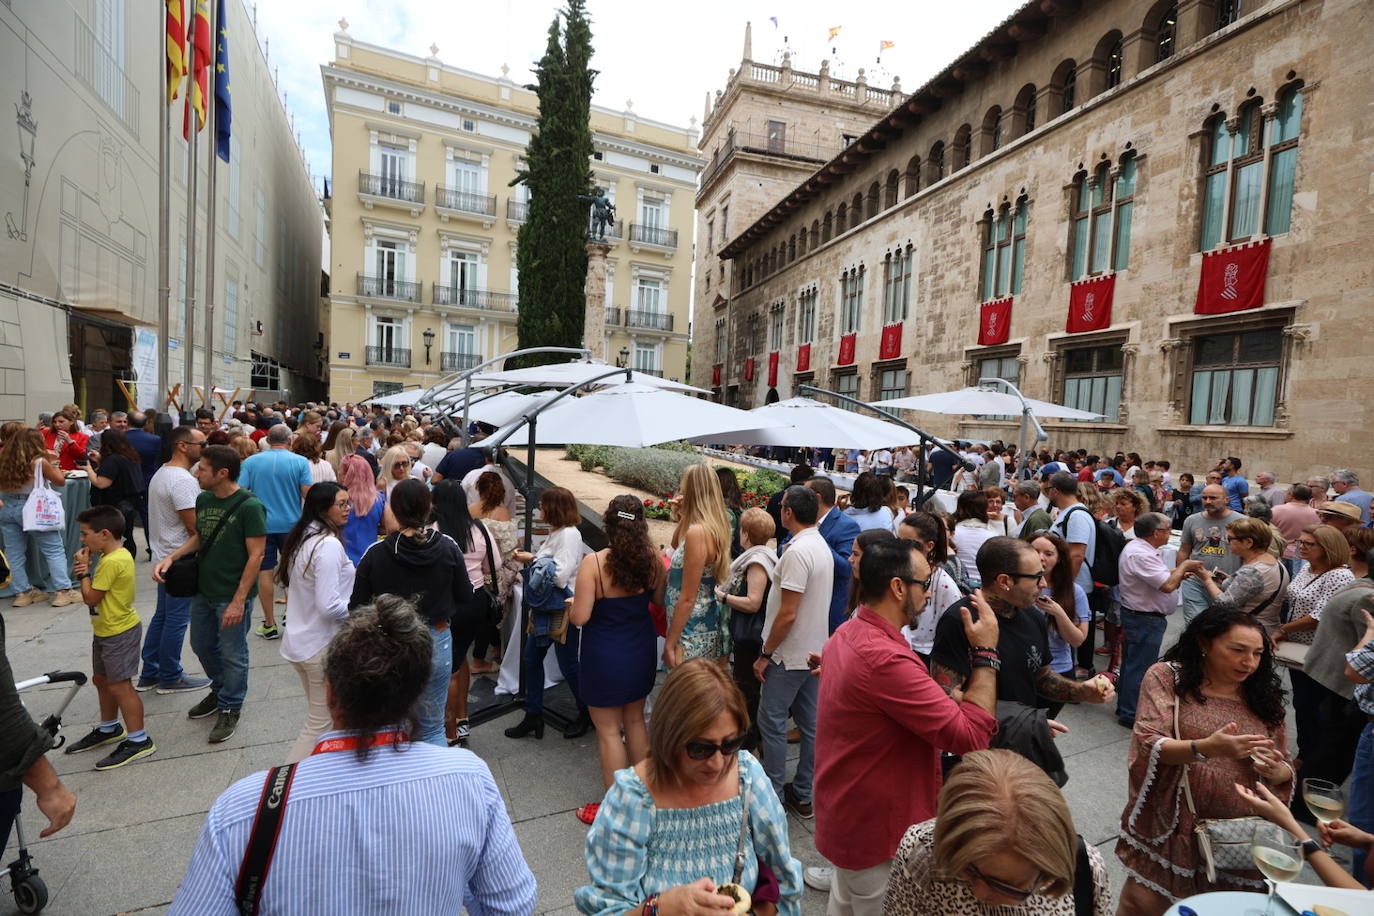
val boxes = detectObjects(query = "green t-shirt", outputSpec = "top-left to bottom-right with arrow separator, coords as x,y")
195,488 -> 268,602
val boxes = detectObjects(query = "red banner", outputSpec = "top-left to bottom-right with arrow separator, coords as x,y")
879,323 -> 903,360
1066,274 -> 1115,333
838,333 -> 856,366
977,298 -> 1012,346
711,365 -> 721,386
767,352 -> 779,387
1195,238 -> 1271,315
796,343 -> 811,373
743,357 -> 755,381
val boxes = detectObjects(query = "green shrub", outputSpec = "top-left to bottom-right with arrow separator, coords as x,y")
741,468 -> 788,499
650,440 -> 698,455
565,443 -> 611,471
603,447 -> 703,497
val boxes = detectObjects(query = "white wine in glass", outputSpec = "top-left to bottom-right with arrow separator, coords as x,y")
1303,778 -> 1346,825
1250,824 -> 1302,916
1251,845 -> 1302,883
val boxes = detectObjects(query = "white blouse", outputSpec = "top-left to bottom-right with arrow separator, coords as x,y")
280,531 -> 356,664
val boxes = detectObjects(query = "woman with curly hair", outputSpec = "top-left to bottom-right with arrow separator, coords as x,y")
1116,608 -> 1293,914
0,425 -> 77,607
569,494 -> 667,824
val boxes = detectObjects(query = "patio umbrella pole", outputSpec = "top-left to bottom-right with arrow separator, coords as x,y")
977,376 -> 1048,470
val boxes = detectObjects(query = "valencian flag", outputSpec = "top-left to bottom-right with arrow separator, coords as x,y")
977,298 -> 1012,346
1066,274 -> 1115,333
1194,239 -> 1271,315
184,0 -> 212,138
166,0 -> 186,103
796,343 -> 811,373
838,333 -> 857,366
879,323 -> 902,360
828,26 -> 842,42
214,0 -> 232,162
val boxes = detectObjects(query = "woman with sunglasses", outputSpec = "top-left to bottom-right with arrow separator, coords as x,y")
577,659 -> 803,916
884,748 -> 1113,915
276,482 -> 356,763
378,445 -> 412,497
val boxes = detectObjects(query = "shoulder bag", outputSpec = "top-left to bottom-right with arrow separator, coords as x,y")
164,491 -> 251,598
22,459 -> 64,532
472,522 -> 503,630
1174,686 -> 1266,882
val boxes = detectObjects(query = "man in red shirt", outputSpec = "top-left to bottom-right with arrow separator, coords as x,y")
813,539 -> 1000,915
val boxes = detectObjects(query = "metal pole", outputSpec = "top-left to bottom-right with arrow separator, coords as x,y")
157,7 -> 172,412
181,15 -> 199,420
977,376 -> 1047,462
201,0 -> 218,404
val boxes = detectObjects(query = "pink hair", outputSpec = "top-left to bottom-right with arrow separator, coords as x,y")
340,454 -> 378,517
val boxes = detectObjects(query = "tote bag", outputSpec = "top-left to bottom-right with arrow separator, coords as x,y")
22,460 -> 64,532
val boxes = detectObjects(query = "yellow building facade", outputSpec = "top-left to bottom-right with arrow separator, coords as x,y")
323,23 -> 703,404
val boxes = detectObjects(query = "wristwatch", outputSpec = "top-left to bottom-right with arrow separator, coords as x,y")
761,650 -> 775,661
1300,838 -> 1321,858
1190,740 -> 1208,762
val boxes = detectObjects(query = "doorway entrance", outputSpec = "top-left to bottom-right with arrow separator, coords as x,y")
68,314 -> 134,416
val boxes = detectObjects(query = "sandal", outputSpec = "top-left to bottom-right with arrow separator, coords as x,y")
575,802 -> 600,825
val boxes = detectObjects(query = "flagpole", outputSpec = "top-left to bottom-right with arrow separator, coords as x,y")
158,7 -> 171,415
202,0 -> 218,402
182,13 -> 199,419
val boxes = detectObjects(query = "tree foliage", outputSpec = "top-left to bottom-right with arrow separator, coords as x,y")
513,1 -> 597,367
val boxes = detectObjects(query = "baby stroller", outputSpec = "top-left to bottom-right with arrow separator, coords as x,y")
6,670 -> 86,915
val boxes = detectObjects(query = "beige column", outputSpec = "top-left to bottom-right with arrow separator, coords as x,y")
583,240 -> 613,360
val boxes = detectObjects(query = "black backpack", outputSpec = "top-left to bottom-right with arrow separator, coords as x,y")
1055,504 -> 1126,588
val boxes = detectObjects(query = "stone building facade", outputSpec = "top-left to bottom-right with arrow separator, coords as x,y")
323,26 -> 702,404
696,0 -> 1372,483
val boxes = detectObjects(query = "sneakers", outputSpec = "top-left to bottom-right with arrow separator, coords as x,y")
157,676 -> 212,694
783,782 -> 813,819
254,623 -> 280,640
50,588 -> 81,607
11,589 -> 49,607
94,737 -> 156,770
803,866 -> 834,892
188,692 -> 221,719
64,725 -> 127,754
135,677 -> 159,692
208,709 -> 240,743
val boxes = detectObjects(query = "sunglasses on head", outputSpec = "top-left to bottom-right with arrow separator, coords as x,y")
684,734 -> 747,760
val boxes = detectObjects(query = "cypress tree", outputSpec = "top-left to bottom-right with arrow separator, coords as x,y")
513,1 -> 597,367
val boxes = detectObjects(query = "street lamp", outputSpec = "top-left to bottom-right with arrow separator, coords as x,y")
423,327 -> 435,365
616,346 -> 629,368
6,91 -> 36,241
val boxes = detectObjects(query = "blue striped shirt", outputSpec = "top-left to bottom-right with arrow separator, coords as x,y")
170,730 -> 536,915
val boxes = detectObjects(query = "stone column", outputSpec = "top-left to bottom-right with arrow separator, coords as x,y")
583,240 -> 612,360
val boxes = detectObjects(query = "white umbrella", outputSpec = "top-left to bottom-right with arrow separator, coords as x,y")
875,387 -> 1102,420
491,382 -> 786,447
365,388 -> 428,407
458,390 -> 561,427
459,359 -> 708,394
690,397 -> 919,450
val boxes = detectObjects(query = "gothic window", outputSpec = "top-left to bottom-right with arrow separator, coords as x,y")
980,198 -> 1027,301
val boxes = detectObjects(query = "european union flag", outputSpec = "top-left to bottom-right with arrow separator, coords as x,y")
213,0 -> 231,162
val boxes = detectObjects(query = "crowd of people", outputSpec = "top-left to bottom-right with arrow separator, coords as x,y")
2,399 -> 1373,914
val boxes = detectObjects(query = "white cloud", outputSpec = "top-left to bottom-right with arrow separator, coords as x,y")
246,0 -> 1026,184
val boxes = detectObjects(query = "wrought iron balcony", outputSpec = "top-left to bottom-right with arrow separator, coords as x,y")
604,307 -> 622,325
440,351 -> 483,371
507,199 -> 528,222
356,274 -> 421,302
436,186 -> 497,216
432,283 -> 518,311
358,170 -> 425,204
626,309 -> 674,331
366,346 -> 412,368
628,223 -> 678,249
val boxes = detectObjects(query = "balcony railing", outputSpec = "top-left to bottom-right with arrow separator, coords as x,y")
432,284 -> 518,311
440,351 -> 483,371
626,309 -> 674,331
636,368 -> 664,377
358,170 -> 425,204
628,223 -> 678,249
74,14 -> 139,134
604,307 -> 622,325
366,346 -> 412,368
698,128 -> 843,191
356,274 -> 421,302
507,199 -> 528,222
436,186 -> 497,216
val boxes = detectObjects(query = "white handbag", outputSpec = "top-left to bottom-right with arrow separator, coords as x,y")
22,460 -> 64,532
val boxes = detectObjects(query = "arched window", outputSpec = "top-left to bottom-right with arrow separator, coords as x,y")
882,245 -> 913,325
1153,3 -> 1179,62
953,124 -> 972,170
1217,0 -> 1242,29
1068,153 -> 1137,278
904,155 -> 922,198
1199,113 -> 1230,249
981,106 -> 1003,156
835,203 -> 847,235
884,170 -> 900,208
1106,39 -> 1124,89
1053,60 -> 1078,114
980,198 -> 1027,301
811,219 -> 820,244
865,182 -> 880,220
798,227 -> 809,254
1266,82 -> 1304,235
851,192 -> 864,229
1063,67 -> 1077,112
1013,84 -> 1038,136
927,142 -> 945,183
1228,100 -> 1265,240
822,211 -> 833,242
1093,32 -> 1124,94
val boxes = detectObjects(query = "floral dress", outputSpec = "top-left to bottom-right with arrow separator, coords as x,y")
664,542 -> 725,660
479,517 -> 522,604
1116,662 -> 1292,899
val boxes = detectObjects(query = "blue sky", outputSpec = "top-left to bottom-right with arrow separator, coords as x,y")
250,0 -> 1026,189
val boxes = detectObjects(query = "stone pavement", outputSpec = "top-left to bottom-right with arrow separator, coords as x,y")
4,552 -> 1237,915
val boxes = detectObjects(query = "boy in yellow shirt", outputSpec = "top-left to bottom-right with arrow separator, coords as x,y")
64,506 -> 155,770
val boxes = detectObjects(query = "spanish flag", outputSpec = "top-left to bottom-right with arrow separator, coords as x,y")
880,40 -> 895,51
166,0 -> 185,103
827,25 -> 842,42
184,0 -> 211,138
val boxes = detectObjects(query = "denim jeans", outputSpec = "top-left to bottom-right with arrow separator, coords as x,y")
1179,576 -> 1212,624
0,495 -> 71,592
1117,609 -> 1169,725
415,624 -> 453,748
140,582 -> 192,685
189,596 -> 250,711
1348,721 -> 1374,884
522,626 -> 584,717
757,663 -> 819,803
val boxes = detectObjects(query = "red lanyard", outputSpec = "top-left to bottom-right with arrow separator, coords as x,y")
311,730 -> 407,755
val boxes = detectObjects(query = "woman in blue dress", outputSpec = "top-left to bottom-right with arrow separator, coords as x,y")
663,464 -> 733,668
577,659 -> 803,916
570,495 -> 665,824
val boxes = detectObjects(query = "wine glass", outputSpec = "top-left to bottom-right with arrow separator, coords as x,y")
1250,823 -> 1302,915
1302,778 -> 1346,825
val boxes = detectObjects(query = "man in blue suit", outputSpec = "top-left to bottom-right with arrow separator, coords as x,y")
781,476 -> 859,633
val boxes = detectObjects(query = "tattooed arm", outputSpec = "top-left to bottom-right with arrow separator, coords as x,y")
1034,666 -> 1115,703
928,659 -> 966,699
